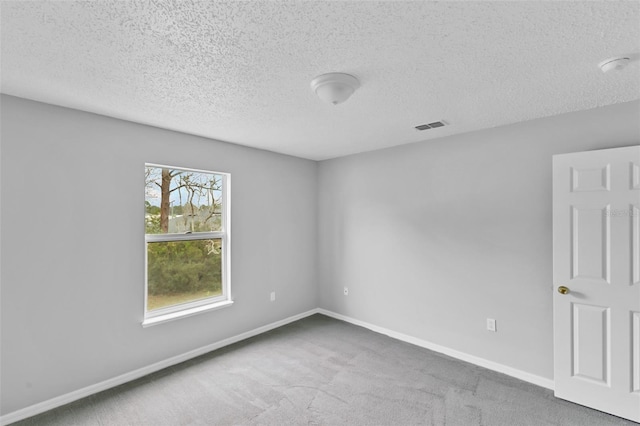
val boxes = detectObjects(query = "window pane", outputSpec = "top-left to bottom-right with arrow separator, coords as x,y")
147,239 -> 222,311
145,166 -> 223,234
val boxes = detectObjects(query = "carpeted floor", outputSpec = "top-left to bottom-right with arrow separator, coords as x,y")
11,314 -> 637,425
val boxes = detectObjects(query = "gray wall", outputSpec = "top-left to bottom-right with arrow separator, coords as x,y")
317,100 -> 640,380
0,95 -> 318,414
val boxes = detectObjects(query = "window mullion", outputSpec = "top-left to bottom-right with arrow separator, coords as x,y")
145,232 -> 224,243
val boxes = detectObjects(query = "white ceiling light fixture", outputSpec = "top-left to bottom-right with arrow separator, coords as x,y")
310,72 -> 360,105
599,56 -> 631,73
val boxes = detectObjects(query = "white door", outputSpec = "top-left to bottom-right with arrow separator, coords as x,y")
553,145 -> 640,422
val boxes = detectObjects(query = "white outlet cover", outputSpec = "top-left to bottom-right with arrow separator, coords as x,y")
487,318 -> 497,332
270,292 -> 276,301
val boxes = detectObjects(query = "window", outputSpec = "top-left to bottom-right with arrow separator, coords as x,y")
143,164 -> 231,326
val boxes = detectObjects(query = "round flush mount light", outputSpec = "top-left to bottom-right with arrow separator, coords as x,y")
599,56 -> 631,73
310,72 -> 360,105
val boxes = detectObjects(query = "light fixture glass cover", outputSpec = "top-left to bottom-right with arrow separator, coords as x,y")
599,56 -> 630,73
310,73 -> 360,105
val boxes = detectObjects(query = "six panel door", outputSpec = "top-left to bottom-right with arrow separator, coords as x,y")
553,145 -> 640,422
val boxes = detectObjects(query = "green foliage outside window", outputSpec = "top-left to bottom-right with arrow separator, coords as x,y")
147,240 -> 222,297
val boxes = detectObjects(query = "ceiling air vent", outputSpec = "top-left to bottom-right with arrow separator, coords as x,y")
415,121 -> 447,131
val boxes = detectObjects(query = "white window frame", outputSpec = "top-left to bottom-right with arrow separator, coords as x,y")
142,163 -> 232,327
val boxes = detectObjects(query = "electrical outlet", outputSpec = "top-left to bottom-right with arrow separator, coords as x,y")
487,318 -> 497,332
270,292 -> 276,302
343,287 -> 349,296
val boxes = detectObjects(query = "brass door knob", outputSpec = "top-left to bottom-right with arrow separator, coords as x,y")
557,286 -> 570,295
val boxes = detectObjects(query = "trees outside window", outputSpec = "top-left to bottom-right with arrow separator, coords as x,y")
144,164 -> 230,322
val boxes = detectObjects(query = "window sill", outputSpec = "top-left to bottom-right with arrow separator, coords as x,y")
142,299 -> 234,328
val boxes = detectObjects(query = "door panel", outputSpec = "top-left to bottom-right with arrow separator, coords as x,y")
570,205 -> 610,283
553,145 -> 640,422
571,165 -> 610,192
632,162 -> 640,190
571,303 -> 610,385
634,312 -> 640,393
633,205 -> 639,285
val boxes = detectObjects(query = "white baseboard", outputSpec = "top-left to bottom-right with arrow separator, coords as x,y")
317,308 -> 555,391
0,308 -> 321,426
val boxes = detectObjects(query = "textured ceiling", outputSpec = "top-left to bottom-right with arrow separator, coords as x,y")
1,1 -> 639,160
